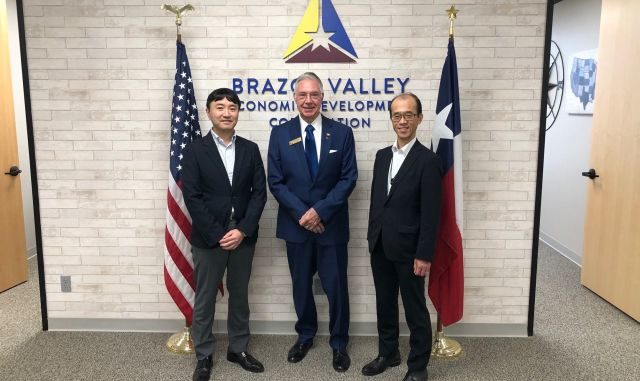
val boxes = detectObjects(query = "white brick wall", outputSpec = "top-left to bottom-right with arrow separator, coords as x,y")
25,0 -> 545,329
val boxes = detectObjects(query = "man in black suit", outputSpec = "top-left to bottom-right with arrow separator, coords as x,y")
182,88 -> 267,381
363,93 -> 442,381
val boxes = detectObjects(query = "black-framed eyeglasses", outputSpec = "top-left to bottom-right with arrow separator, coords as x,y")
391,112 -> 418,122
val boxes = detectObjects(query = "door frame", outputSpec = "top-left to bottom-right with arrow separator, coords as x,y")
528,0 -> 555,336
15,0 -> 48,330
12,0 -> 556,335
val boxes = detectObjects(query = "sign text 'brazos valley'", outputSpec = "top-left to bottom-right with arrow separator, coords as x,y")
231,77 -> 411,128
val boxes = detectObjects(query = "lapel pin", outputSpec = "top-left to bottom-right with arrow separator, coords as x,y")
289,137 -> 302,145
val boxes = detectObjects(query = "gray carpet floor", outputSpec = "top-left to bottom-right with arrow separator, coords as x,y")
0,243 -> 638,381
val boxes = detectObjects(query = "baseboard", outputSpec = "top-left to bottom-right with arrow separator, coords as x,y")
539,232 -> 582,266
47,318 -> 527,337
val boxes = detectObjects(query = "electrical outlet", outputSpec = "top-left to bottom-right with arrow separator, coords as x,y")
60,275 -> 71,293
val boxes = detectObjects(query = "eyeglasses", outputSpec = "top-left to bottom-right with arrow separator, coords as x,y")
391,112 -> 418,122
295,92 -> 323,101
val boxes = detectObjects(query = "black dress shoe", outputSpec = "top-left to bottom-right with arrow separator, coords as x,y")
287,341 -> 313,363
227,351 -> 265,373
401,369 -> 428,381
361,352 -> 401,376
192,355 -> 212,381
332,349 -> 351,372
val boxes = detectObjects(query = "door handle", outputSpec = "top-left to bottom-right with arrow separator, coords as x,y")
4,166 -> 22,176
581,168 -> 599,180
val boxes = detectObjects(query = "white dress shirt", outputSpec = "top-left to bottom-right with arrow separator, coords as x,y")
211,130 -> 236,186
211,130 -> 236,218
388,137 -> 417,194
300,114 -> 322,162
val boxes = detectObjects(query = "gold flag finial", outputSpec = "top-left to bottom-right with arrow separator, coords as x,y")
161,4 -> 195,41
446,5 -> 459,38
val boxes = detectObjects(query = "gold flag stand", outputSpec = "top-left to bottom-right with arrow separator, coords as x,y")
431,315 -> 462,357
431,5 -> 463,359
166,324 -> 195,354
161,2 -> 196,355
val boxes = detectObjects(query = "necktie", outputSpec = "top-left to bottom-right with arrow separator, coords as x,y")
305,125 -> 318,179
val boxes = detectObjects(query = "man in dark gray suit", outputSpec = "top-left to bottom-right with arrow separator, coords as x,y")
363,93 -> 442,381
182,88 -> 267,381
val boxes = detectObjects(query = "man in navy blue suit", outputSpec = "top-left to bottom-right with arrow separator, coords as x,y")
267,72 -> 358,372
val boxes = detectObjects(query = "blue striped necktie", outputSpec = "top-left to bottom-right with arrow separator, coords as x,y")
305,125 -> 318,179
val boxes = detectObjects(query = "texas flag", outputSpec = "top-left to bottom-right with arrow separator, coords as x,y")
429,37 -> 464,327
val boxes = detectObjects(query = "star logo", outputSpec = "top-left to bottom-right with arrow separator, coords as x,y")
284,0 -> 357,63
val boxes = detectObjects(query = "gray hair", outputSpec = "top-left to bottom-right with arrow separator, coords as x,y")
294,72 -> 324,93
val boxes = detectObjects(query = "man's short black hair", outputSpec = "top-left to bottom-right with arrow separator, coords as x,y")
389,92 -> 423,117
206,88 -> 241,110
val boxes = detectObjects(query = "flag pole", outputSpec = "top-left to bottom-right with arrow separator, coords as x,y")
446,5 -> 458,38
162,3 -> 195,355
431,5 -> 463,358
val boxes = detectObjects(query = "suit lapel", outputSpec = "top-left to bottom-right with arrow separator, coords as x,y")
231,137 -> 245,190
386,141 -> 423,202
377,148 -> 392,201
317,116 -> 332,176
202,132 -> 232,190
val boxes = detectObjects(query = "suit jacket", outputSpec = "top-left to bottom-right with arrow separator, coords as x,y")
267,115 -> 358,245
182,132 -> 267,249
367,140 -> 442,262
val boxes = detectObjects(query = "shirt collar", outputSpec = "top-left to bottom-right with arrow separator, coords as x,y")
392,137 -> 417,154
211,130 -> 236,147
300,114 -> 322,132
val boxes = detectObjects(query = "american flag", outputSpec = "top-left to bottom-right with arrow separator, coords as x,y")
429,37 -> 464,327
164,41 -> 201,325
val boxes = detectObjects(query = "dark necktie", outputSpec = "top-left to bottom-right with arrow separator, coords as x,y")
305,125 -> 318,179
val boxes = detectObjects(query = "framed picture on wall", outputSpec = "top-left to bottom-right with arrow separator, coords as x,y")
566,49 -> 598,115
